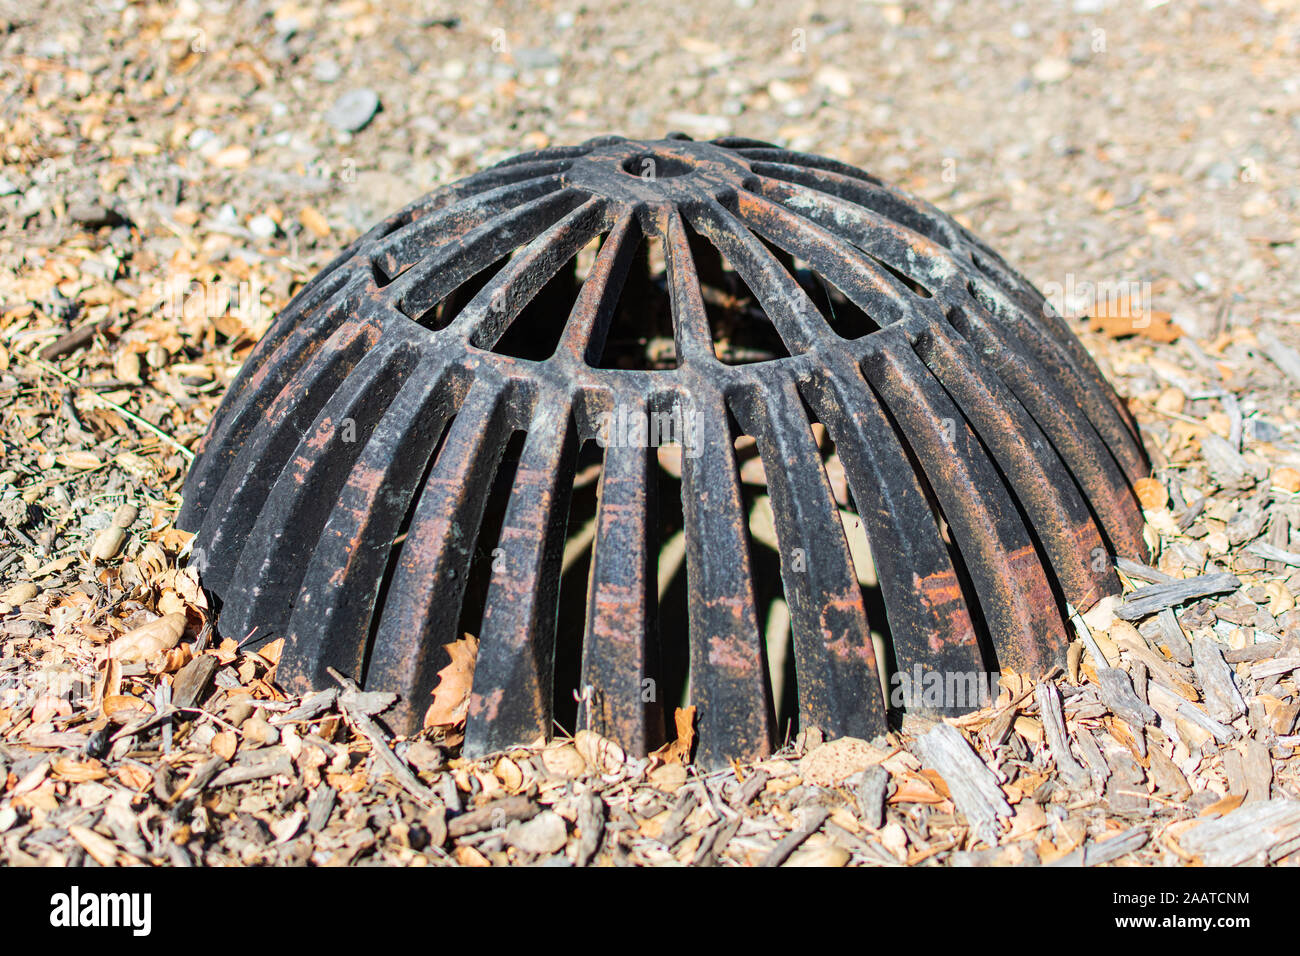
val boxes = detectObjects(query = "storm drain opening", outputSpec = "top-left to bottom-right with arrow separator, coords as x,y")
179,135 -> 1149,769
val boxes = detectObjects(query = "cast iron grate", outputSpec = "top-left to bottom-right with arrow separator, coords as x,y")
177,135 -> 1149,767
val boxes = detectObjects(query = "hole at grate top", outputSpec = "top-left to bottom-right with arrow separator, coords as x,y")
621,153 -> 696,179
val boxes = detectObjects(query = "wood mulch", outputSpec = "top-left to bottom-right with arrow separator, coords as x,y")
3,0 -> 1300,866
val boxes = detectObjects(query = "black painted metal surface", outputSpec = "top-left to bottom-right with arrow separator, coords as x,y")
178,134 -> 1149,767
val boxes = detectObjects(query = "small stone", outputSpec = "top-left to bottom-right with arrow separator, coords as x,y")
325,89 -> 381,133
2,582 -> 38,605
1031,57 -> 1072,84
1154,387 -> 1186,416
241,716 -> 280,747
68,202 -> 121,228
541,744 -> 587,779
224,700 -> 256,727
90,526 -> 127,562
248,214 -> 278,239
784,844 -> 851,867
112,503 -> 138,528
404,739 -> 446,773
312,58 -> 342,83
649,762 -> 688,791
505,810 -> 568,855
814,66 -> 853,98
1248,419 -> 1282,442
1272,467 -> 1300,495
114,349 -> 142,384
514,47 -> 560,71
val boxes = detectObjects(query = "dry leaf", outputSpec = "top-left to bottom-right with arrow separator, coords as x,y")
116,764 -> 152,790
107,612 -> 186,663
494,756 -> 525,792
424,634 -> 478,728
889,773 -> 946,805
1088,297 -> 1182,342
575,729 -> 627,772
299,205 -> 331,238
52,757 -> 107,782
1133,476 -> 1168,510
650,706 -> 697,765
103,694 -> 152,722
1198,793 -> 1245,818
212,730 -> 238,761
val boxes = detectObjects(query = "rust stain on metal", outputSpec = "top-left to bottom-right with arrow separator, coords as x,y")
178,134 -> 1149,769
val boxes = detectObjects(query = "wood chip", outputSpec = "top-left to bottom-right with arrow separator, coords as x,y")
914,724 -> 1011,846
1116,572 -> 1240,620
856,765 -> 888,829
1179,799 -> 1300,865
1192,634 -> 1247,721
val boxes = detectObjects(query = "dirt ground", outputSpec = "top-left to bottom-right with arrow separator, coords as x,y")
2,0 -> 1299,866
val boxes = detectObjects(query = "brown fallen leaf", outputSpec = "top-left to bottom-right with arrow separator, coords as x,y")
889,773 -> 946,805
116,763 -> 152,790
650,706 -> 697,765
1133,476 -> 1168,510
108,612 -> 187,663
424,634 -> 478,728
1088,296 -> 1182,343
212,730 -> 238,761
103,694 -> 152,722
52,757 -> 107,783
299,204 -> 331,238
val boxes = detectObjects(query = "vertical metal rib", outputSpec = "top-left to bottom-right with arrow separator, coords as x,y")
372,173 -> 571,280
364,375 -> 514,733
683,198 -> 827,354
743,159 -> 962,249
965,275 -> 1148,482
277,358 -> 460,695
555,211 -> 642,366
456,197 -> 613,349
861,328 -> 1070,675
804,357 -> 985,714
735,378 -> 886,741
386,188 -> 589,321
194,310 -> 394,593
946,302 -> 1148,559
662,210 -> 718,365
464,396 -> 578,758
909,318 -> 1121,609
218,336 -> 419,645
578,399 -> 663,756
179,269 -> 357,528
748,174 -> 954,287
732,188 -> 917,328
678,382 -> 774,766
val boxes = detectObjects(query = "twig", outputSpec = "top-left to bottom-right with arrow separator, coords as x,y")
17,353 -> 195,461
327,667 -> 439,807
761,806 -> 830,867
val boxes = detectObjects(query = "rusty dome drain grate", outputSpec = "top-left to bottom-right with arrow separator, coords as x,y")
178,134 -> 1149,767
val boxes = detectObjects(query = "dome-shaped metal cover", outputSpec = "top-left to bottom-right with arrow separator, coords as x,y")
178,135 -> 1148,767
